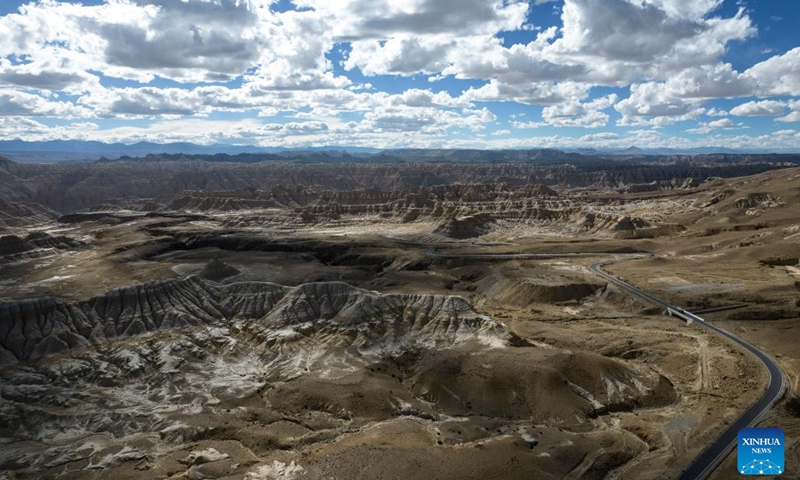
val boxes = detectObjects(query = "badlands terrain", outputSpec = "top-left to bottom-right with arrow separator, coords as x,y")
1,151 -> 800,479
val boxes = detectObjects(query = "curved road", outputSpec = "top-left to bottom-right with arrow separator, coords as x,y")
591,259 -> 786,480
426,250 -> 611,260
413,240 -> 787,480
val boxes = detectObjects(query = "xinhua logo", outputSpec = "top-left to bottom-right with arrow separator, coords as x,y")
738,428 -> 784,475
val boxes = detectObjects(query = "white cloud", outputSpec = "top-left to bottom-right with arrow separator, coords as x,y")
82,118 -> 267,145
662,63 -> 754,99
345,37 -> 453,76
773,129 -> 797,136
708,118 -> 736,128
730,100 -> 786,116
0,0 -> 342,89
541,94 -> 617,128
511,120 -> 544,129
0,116 -> 99,141
0,0 -> 795,149
3,114 -> 799,151
359,105 -> 496,133
80,87 -> 206,117
579,132 -> 619,142
615,82 -> 705,126
256,121 -> 330,135
0,89 -> 91,117
657,9 -> 754,74
776,101 -> 800,123
303,0 -> 529,39
747,47 -> 800,96
552,0 -> 705,63
389,89 -> 471,108
464,80 -> 589,106
0,1 -> 226,84
98,1 -> 262,82
641,0 -> 724,20
776,112 -> 800,123
686,117 -> 737,133
0,58 -> 101,93
342,0 -> 754,102
611,62 -> 758,126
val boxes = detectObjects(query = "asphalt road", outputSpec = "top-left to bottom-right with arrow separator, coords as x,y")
426,250 -> 610,259
590,260 -> 786,480
417,243 -> 787,479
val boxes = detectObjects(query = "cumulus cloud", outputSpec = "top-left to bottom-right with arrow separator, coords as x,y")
445,32 -> 586,85
552,0 -> 704,63
0,89 -> 92,117
0,59 -> 100,92
99,1 -> 261,82
541,94 -> 617,128
615,83 -> 705,126
511,120 -> 544,129
730,100 -> 786,116
663,63 -> 754,99
345,37 -> 453,76
360,105 -> 495,133
686,117 -> 738,134
610,61 -> 761,126
343,0 -> 754,102
579,132 -> 619,142
642,0 -> 724,20
388,89 -> 471,108
776,100 -> 800,123
464,80 -> 590,106
746,47 -> 800,96
0,0 -> 796,149
302,0 -> 529,39
0,116 -> 99,141
258,121 -> 330,135
0,0 -> 340,87
80,87 -> 205,117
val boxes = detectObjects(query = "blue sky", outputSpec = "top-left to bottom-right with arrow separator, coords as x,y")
0,0 -> 799,150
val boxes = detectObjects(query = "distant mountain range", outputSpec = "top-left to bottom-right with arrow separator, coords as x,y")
0,140 -> 381,164
0,139 -> 798,164
564,146 -> 751,156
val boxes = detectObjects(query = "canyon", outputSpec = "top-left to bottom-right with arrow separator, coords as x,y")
1,153 -> 799,479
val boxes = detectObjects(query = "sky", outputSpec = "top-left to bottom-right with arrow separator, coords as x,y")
0,0 -> 799,150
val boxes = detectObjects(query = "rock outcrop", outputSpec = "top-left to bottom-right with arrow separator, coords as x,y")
0,277 -> 514,367
731,193 -> 782,213
198,258 -> 241,281
0,231 -> 85,264
0,155 -> 783,213
433,214 -> 494,239
0,199 -> 59,232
